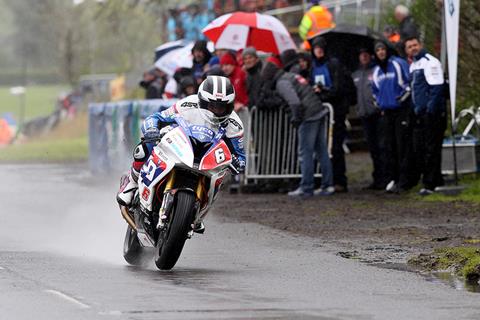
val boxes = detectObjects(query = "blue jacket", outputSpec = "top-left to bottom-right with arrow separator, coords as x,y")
371,57 -> 410,110
409,49 -> 445,115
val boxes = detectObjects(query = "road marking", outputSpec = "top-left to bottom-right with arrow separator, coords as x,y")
0,266 -> 4,270
44,289 -> 90,309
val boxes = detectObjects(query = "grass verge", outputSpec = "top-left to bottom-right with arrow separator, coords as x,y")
0,85 -> 69,121
408,247 -> 480,282
416,175 -> 480,203
0,112 -> 88,163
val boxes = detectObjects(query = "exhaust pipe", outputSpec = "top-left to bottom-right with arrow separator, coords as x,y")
120,206 -> 137,231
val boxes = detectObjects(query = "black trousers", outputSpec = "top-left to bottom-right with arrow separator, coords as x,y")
383,106 -> 412,189
412,112 -> 447,190
332,113 -> 347,187
361,112 -> 387,187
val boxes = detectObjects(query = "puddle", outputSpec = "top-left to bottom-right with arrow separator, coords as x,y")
372,262 -> 480,293
425,271 -> 480,293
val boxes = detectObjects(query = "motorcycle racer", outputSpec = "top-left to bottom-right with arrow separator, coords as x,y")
117,76 -> 245,211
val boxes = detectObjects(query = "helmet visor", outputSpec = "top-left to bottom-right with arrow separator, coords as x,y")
199,99 -> 233,119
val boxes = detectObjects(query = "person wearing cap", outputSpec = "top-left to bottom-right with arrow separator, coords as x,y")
280,49 -> 302,75
310,36 -> 350,193
260,62 -> 333,198
352,48 -> 387,190
242,47 -> 263,108
371,41 -> 411,193
298,0 -> 335,50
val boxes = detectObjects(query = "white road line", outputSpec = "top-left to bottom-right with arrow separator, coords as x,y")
0,266 -> 4,270
44,289 -> 90,309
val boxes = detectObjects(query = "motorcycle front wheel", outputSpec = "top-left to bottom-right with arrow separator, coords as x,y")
155,191 -> 196,270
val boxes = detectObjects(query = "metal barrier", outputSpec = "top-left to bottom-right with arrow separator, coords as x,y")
245,103 -> 334,183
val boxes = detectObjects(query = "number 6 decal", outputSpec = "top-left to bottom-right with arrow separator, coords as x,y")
214,148 -> 225,163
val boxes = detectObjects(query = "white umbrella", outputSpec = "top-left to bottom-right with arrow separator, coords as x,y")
154,41 -> 214,76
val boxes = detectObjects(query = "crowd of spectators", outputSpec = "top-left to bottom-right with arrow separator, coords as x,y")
165,0 -> 300,43
140,2 -> 447,197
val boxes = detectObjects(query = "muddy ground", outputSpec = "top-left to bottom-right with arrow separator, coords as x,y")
215,152 -> 480,267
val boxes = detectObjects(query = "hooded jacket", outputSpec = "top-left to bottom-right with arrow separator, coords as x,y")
371,54 -> 410,110
263,62 -> 327,123
310,37 -> 350,116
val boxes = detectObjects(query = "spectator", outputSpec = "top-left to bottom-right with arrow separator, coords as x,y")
383,25 -> 400,44
191,40 -> 213,85
352,48 -> 387,190
261,62 -> 333,198
298,0 -> 335,49
253,55 -> 285,110
166,9 -> 180,42
310,36 -> 350,193
203,64 -> 225,78
139,68 -> 167,99
242,47 -> 263,108
220,52 -> 249,111
193,4 -> 213,40
394,4 -> 419,57
406,36 -> 446,196
298,52 -> 312,81
371,41 -> 411,193
220,51 -> 249,151
181,4 -> 201,41
280,49 -> 302,75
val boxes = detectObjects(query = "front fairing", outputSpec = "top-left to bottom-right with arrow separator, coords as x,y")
139,114 -> 232,212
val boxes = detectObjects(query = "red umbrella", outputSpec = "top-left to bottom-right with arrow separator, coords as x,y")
202,12 -> 296,54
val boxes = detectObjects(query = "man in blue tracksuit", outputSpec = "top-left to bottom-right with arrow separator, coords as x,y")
405,36 -> 446,195
371,41 -> 411,193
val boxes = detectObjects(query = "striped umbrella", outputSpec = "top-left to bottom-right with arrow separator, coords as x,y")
202,12 -> 296,54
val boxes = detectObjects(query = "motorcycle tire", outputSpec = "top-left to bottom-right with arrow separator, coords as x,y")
155,191 -> 196,270
123,225 -> 145,266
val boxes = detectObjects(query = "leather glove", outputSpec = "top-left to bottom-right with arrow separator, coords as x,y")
229,154 -> 244,175
143,127 -> 161,142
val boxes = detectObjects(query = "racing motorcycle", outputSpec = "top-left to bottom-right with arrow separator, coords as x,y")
119,110 -> 236,270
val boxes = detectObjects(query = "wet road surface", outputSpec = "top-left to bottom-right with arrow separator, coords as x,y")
1,164 -> 480,320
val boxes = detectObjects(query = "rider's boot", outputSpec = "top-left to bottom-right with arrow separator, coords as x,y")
193,221 -> 205,234
117,168 -> 139,206
117,142 -> 149,206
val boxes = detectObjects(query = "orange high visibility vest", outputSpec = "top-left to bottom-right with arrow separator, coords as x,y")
306,6 -> 334,38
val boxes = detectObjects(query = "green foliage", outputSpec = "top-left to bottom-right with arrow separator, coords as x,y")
434,247 -> 480,280
410,0 -> 480,109
417,174 -> 480,203
1,0 -> 163,86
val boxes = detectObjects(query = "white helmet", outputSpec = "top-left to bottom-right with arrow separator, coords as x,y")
197,76 -> 235,123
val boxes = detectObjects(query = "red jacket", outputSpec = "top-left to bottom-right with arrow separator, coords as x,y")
229,66 -> 249,106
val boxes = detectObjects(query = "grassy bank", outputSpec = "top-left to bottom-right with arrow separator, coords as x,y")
0,85 -> 69,121
409,247 -> 480,282
417,175 -> 480,204
0,112 -> 88,163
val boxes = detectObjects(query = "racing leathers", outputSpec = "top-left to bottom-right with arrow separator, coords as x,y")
117,94 -> 245,207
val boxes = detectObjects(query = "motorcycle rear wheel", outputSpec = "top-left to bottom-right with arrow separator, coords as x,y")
155,191 -> 196,270
123,225 -> 145,266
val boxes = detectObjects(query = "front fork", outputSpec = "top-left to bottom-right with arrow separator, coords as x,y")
155,171 -> 206,231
